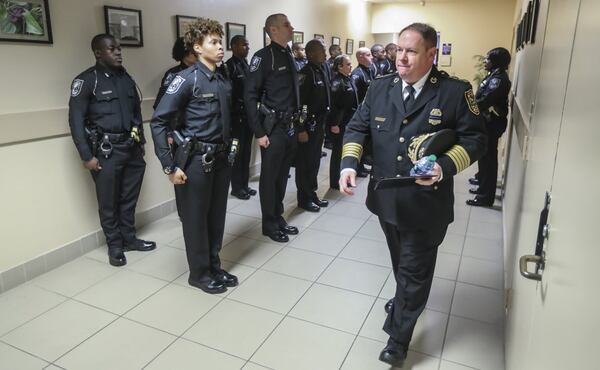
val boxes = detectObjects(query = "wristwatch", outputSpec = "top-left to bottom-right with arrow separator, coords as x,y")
163,166 -> 174,175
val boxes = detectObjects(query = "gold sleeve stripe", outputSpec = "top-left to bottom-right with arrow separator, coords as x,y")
445,145 -> 471,173
342,143 -> 363,160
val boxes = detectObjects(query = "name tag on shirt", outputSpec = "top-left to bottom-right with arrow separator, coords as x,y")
202,93 -> 215,98
278,66 -> 287,71
101,90 -> 113,95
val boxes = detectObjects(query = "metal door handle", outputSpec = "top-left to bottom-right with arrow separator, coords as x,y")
519,254 -> 544,281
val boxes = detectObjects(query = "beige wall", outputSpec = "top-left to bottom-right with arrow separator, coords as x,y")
371,0 -> 516,86
0,0 -> 374,272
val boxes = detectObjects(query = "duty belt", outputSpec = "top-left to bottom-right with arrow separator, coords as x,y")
192,141 -> 228,154
101,132 -> 131,143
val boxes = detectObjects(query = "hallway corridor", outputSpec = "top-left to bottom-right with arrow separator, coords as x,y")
0,155 -> 505,370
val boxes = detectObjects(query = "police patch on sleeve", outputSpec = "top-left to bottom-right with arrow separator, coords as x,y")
71,79 -> 84,97
166,75 -> 185,95
489,78 -> 500,90
464,89 -> 480,115
249,56 -> 262,72
163,73 -> 175,87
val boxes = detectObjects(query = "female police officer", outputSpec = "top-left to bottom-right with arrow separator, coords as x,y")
151,18 -> 236,294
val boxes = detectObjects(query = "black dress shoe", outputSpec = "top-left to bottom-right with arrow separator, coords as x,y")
214,269 -> 239,287
123,239 -> 156,252
108,249 -> 127,267
466,197 -> 493,207
264,230 -> 289,242
299,202 -> 320,212
379,339 -> 407,368
231,189 -> 251,200
468,177 -> 479,186
280,224 -> 299,235
188,277 -> 227,294
245,187 -> 257,196
313,198 -> 329,207
469,187 -> 481,195
384,298 -> 394,314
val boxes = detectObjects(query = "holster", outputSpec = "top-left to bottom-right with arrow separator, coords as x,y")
173,136 -> 195,172
85,127 -> 99,157
258,103 -> 277,135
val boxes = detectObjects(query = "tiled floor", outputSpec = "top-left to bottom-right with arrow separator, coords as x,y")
0,153 -> 505,370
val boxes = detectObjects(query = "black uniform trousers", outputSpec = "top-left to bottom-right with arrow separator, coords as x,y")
175,153 -> 231,282
329,127 -> 345,188
259,123 -> 298,234
379,219 -> 448,346
477,119 -> 507,203
295,115 -> 326,204
91,143 -> 145,251
231,116 -> 253,193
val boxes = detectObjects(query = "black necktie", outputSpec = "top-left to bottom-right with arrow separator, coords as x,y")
404,85 -> 415,111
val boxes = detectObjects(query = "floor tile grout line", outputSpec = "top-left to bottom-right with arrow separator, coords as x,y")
0,291 -> 68,339
0,338 -> 56,366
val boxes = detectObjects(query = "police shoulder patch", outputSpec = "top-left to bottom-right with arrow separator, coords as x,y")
71,79 -> 84,97
464,89 -> 480,115
489,78 -> 500,90
163,73 -> 175,87
249,56 -> 262,72
166,75 -> 185,95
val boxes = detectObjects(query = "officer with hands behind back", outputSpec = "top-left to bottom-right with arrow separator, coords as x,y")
68,34 -> 155,267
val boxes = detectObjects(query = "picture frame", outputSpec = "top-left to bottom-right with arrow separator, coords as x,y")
175,15 -> 196,40
225,22 -> 246,50
104,6 -> 143,47
0,0 -> 53,44
293,31 -> 304,44
314,33 -> 324,42
263,27 -> 271,47
359,41 -> 366,48
331,36 -> 340,46
530,0 -> 540,44
346,39 -> 353,55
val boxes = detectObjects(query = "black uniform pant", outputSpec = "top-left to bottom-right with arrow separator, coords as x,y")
175,154 -> 231,282
91,143 -> 145,251
379,219 -> 448,346
295,118 -> 325,204
329,126 -> 345,188
259,124 -> 298,234
231,117 -> 253,193
477,120 -> 507,203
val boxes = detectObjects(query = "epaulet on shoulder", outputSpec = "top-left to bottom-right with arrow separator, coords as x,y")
78,66 -> 95,78
446,73 -> 471,86
178,64 -> 197,78
375,73 -> 396,80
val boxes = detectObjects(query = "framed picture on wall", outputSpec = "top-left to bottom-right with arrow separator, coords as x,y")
225,22 -> 246,50
176,15 -> 196,39
293,31 -> 304,44
314,33 -> 324,42
331,36 -> 340,46
0,0 -> 53,44
346,39 -> 354,55
104,6 -> 143,47
359,41 -> 365,48
263,27 -> 271,47
530,0 -> 540,44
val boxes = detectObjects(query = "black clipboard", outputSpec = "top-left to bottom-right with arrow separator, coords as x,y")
373,175 -> 436,190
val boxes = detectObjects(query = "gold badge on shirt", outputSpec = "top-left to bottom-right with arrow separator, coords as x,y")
429,108 -> 442,125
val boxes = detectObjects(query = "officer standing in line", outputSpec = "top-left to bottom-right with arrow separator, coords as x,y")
384,42 -> 398,74
351,47 -> 375,177
226,35 -> 257,200
245,13 -> 300,243
295,39 -> 331,212
371,43 -> 388,77
339,23 -> 486,367
323,44 -> 341,151
292,42 -> 308,71
326,44 -> 342,70
154,37 -> 198,110
151,18 -> 237,294
467,47 -> 511,207
69,34 -> 155,267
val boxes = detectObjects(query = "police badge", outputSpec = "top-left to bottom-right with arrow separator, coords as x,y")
71,79 -> 84,97
166,76 -> 185,95
429,108 -> 442,125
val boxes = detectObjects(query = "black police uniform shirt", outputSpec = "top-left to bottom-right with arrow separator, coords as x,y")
374,58 -> 395,76
69,63 -> 143,162
154,63 -> 188,110
341,67 -> 487,230
298,62 -> 331,131
351,64 -> 375,103
329,73 -> 359,128
294,57 -> 308,72
225,55 -> 249,120
244,41 -> 300,138
151,61 -> 232,169
476,68 -> 511,133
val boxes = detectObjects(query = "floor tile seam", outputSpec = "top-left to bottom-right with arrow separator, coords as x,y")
445,313 -> 505,327
0,293 -> 68,338
440,359 -> 480,370
124,263 -> 190,284
334,255 -> 392,270
459,252 -> 505,264
463,232 -> 504,242
0,338 -> 53,366
235,309 -> 288,364
244,361 -> 277,370
284,245 -> 348,258
454,278 -> 504,291
176,291 -> 232,339
43,314 -> 121,366
140,336 -> 180,370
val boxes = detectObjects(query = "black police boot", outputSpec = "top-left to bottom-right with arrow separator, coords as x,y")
468,187 -> 481,195
466,197 -> 493,207
384,298 -> 394,314
108,248 -> 127,267
214,269 -> 239,287
263,230 -> 289,243
279,223 -> 299,235
299,201 -> 320,213
313,198 -> 329,207
231,189 -> 251,200
379,338 -> 408,368
468,177 -> 479,186
188,277 -> 227,294
245,187 -> 257,196
124,239 -> 156,252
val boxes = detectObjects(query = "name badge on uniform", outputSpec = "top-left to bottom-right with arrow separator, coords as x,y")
101,90 -> 113,95
278,66 -> 287,71
374,116 -> 386,122
429,108 -> 442,125
202,93 -> 215,98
